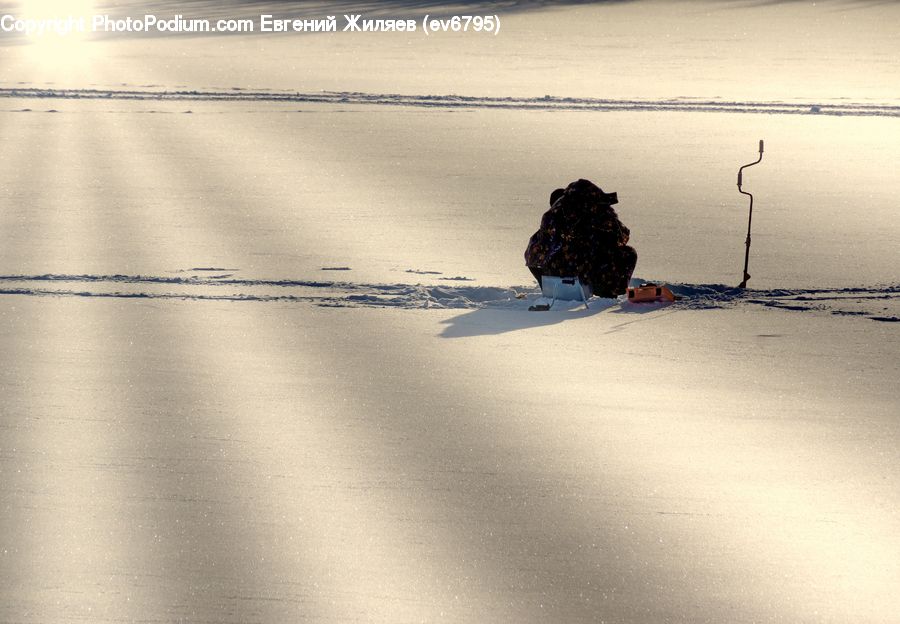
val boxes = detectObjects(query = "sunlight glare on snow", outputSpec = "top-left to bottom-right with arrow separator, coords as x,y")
18,0 -> 96,70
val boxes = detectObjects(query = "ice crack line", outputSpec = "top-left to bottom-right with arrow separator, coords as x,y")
0,274 -> 897,321
2,88 -> 899,117
0,273 -> 524,309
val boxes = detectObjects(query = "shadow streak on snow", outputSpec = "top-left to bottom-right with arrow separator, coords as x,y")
86,113 -> 346,620
78,121 -> 299,621
3,88 -> 899,118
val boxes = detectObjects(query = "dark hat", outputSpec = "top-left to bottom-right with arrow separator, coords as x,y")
566,179 -> 618,205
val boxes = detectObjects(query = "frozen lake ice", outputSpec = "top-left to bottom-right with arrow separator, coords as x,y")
1,1 -> 898,622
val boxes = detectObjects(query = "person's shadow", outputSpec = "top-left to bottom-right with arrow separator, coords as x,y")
438,284 -> 682,338
438,298 -> 619,338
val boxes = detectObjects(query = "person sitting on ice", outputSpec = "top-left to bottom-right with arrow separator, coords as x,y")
524,178 -> 637,298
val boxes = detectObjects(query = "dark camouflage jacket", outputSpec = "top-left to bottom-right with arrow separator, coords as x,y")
525,179 -> 637,297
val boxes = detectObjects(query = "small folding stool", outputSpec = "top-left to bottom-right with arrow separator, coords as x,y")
529,276 -> 592,311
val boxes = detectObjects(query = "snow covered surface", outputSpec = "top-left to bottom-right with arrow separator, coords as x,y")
1,1 -> 898,622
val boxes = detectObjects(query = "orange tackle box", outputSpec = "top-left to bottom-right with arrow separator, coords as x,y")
626,283 -> 678,303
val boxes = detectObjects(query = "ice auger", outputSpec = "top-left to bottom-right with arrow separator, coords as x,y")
737,140 -> 764,288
